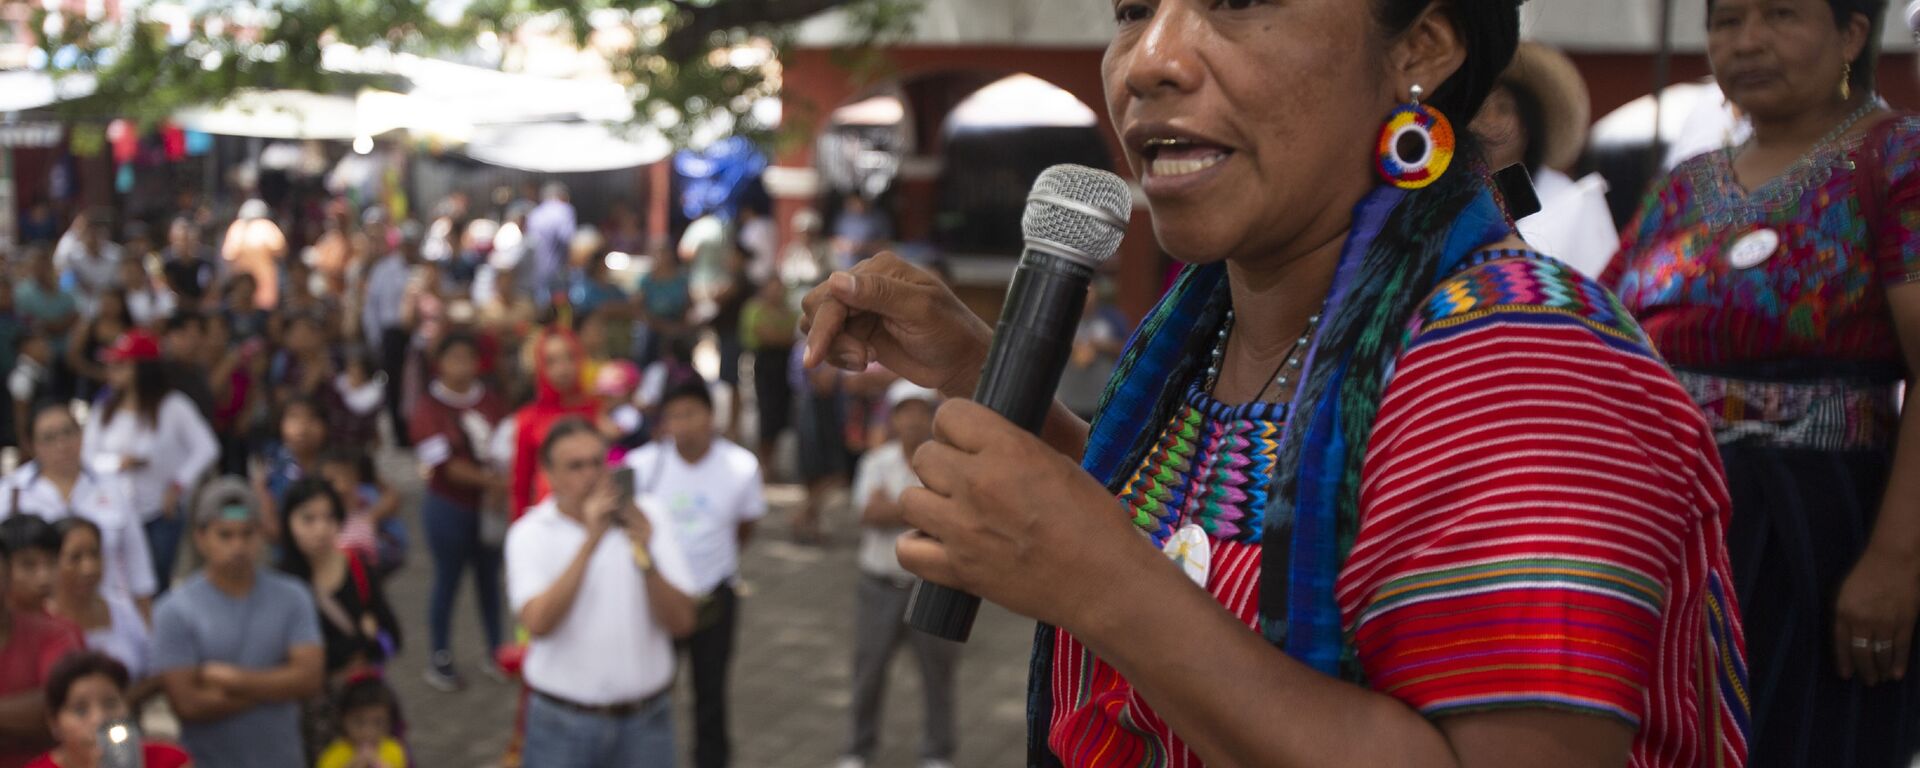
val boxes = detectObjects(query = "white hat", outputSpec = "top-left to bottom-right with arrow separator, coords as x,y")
1907,0 -> 1920,33
886,379 -> 941,410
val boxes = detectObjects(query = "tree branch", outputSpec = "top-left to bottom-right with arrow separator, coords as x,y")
661,0 -> 858,60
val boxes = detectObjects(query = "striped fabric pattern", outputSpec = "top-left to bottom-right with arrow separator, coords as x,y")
1339,300 -> 1750,766
1049,538 -> 1266,768
1041,256 -> 1748,767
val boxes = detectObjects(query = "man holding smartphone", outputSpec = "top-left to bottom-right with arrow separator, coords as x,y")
507,418 -> 698,768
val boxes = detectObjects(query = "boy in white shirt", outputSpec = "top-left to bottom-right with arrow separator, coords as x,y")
623,378 -> 765,768
835,381 -> 960,768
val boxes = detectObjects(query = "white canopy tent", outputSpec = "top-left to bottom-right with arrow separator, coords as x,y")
0,71 -> 96,113
946,74 -> 1098,131
172,89 -> 362,140
170,45 -> 678,172
458,121 -> 673,173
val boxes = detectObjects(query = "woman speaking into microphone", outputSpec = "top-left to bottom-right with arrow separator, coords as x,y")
802,1 -> 1750,766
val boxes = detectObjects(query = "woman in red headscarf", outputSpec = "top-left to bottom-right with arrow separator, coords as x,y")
507,328 -> 597,519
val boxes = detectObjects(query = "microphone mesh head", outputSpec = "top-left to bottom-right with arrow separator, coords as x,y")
1022,165 -> 1133,267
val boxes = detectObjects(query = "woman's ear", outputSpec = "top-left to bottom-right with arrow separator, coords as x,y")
1841,11 -> 1873,66
1388,2 -> 1469,103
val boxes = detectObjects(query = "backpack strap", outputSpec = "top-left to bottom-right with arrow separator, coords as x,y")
347,550 -> 372,605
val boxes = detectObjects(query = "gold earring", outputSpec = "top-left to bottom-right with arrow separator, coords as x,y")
1841,61 -> 1853,101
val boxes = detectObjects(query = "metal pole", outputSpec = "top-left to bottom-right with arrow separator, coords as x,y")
1650,0 -> 1677,178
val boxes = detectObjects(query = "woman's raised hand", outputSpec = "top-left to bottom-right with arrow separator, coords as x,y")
800,253 -> 993,399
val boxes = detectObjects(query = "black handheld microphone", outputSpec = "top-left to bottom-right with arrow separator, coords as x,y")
905,164 -> 1134,642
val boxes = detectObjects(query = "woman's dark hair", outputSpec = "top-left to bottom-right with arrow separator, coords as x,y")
164,309 -> 207,335
336,675 -> 401,729
1253,1 -> 1522,662
321,446 -> 379,486
1706,0 -> 1886,94
90,289 -> 133,331
340,344 -> 379,376
99,359 -> 172,428
570,304 -> 605,334
539,417 -> 604,467
44,651 -> 130,712
279,396 -> 330,432
661,376 -> 713,412
276,477 -> 345,582
1492,80 -> 1549,174
0,514 -> 61,558
1373,0 -> 1520,126
52,517 -> 102,552
435,331 -> 481,361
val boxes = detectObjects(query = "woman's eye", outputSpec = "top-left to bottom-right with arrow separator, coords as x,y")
1114,1 -> 1151,23
1215,0 -> 1263,9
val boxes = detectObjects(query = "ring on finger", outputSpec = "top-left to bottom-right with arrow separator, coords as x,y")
1875,640 -> 1895,653
1853,637 -> 1873,650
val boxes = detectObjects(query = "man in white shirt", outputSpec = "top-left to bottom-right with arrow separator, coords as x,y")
508,418 -> 697,768
53,216 -> 124,317
623,378 -> 765,768
735,207 -> 779,285
834,381 -> 960,768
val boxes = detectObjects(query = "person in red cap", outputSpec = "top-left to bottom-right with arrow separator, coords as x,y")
81,330 -> 219,594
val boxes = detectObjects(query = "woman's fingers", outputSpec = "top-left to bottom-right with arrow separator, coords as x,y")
931,399 -> 1013,454
909,440 -> 967,497
1894,625 -> 1912,681
900,486 -> 963,540
801,295 -> 849,368
1858,633 -> 1889,687
895,530 -> 959,588
1835,620 -> 1858,681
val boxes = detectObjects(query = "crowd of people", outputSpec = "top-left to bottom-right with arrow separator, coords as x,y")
0,167 -> 978,768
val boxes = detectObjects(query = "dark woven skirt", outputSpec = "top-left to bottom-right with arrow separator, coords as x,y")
1723,440 -> 1919,768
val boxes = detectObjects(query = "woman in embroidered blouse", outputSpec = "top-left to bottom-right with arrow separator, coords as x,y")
1607,1 -> 1920,765
802,2 -> 1749,767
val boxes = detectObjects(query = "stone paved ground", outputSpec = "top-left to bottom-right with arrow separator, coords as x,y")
376,452 -> 1035,768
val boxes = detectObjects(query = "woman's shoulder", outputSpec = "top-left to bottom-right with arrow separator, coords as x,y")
1873,112 -> 1920,145
1864,112 -> 1920,180
1404,253 -> 1649,355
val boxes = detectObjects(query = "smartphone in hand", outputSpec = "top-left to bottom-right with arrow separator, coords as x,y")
612,466 -> 637,499
98,718 -> 142,768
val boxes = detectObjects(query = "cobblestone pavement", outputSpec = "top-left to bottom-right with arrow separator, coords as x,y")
375,450 -> 1035,768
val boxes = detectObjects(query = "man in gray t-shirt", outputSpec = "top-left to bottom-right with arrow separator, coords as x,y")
150,478 -> 323,768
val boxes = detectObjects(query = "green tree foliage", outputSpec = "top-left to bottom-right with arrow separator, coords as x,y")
35,0 -> 921,144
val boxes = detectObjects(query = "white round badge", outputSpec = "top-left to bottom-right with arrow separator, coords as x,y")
1162,524 -> 1211,588
1728,229 -> 1781,270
